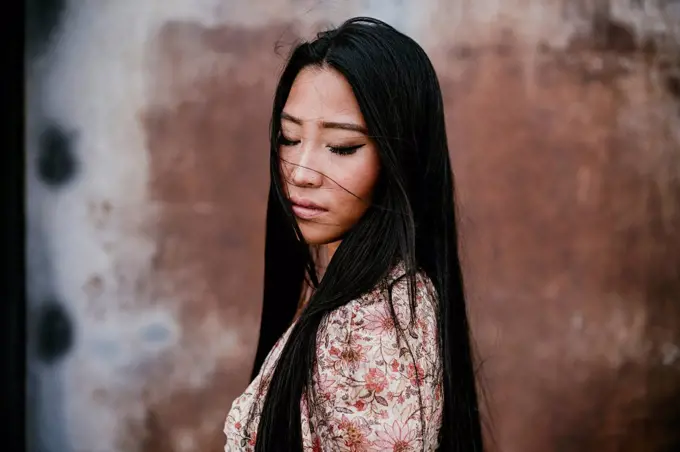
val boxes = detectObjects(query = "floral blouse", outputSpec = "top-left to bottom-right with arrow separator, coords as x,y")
224,263 -> 443,451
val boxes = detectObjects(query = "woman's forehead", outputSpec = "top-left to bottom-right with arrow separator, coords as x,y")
284,66 -> 365,127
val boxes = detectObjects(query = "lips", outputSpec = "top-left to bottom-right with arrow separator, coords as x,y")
289,196 -> 327,220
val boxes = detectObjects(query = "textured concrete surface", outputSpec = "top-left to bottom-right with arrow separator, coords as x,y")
26,1 -> 679,451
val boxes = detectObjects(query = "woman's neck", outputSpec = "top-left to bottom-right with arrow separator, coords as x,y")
326,240 -> 341,262
294,241 -> 341,320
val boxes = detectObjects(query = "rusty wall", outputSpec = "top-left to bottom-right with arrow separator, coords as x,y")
26,1 -> 680,451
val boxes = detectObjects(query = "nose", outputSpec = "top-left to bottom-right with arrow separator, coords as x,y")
288,147 -> 323,188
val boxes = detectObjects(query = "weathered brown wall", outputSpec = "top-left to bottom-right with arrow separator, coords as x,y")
438,7 -> 680,449
26,1 -> 679,451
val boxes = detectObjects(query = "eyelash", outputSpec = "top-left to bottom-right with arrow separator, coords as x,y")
277,134 -> 364,156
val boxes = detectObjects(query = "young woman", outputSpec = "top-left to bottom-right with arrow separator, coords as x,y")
224,17 -> 484,451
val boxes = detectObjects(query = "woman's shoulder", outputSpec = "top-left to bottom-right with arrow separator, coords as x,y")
319,261 -> 439,351
310,262 -> 443,450
341,261 -> 438,326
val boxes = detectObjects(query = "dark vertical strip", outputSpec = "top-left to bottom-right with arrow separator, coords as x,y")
5,6 -> 27,452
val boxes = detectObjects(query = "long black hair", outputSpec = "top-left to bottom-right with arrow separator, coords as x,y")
249,17 -> 483,451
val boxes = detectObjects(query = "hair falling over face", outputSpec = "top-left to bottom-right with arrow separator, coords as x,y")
249,17 -> 486,452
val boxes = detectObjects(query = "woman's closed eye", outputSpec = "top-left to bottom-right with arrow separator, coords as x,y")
278,134 -> 365,156
327,143 -> 364,156
278,135 -> 300,147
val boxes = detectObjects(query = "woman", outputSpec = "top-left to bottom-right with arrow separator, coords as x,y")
225,17 -> 484,451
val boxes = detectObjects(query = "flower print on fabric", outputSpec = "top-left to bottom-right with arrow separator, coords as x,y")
224,263 -> 443,451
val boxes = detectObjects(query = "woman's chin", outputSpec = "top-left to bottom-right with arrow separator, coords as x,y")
298,228 -> 342,247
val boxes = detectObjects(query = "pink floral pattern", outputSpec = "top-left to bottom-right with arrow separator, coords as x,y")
224,263 -> 443,451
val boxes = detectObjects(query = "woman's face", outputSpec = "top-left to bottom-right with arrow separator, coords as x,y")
278,66 -> 381,248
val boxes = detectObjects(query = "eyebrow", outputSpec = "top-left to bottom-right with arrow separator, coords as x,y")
281,112 -> 368,135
